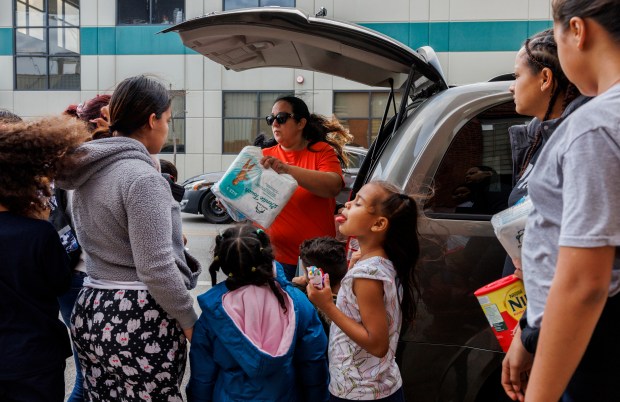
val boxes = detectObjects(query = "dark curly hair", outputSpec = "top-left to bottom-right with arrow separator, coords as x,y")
299,236 -> 347,287
0,117 -> 89,217
209,224 -> 288,313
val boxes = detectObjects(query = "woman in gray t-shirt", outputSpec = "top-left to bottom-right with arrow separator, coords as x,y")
502,1 -> 620,401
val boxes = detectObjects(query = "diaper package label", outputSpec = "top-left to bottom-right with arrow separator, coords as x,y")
491,197 -> 533,260
212,146 -> 298,228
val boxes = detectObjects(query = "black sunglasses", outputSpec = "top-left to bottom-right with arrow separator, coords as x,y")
266,112 -> 295,126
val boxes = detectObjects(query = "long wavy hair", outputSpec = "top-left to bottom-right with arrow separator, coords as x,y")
275,96 -> 353,165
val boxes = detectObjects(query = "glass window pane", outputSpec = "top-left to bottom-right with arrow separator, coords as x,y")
153,0 -> 184,24
370,92 -> 393,117
224,0 -> 258,10
224,93 -> 258,117
49,28 -> 80,55
49,56 -> 80,89
370,118 -> 382,143
16,28 -> 47,53
342,119 -> 369,148
16,56 -> 47,90
259,92 -> 291,116
49,0 -> 80,26
170,92 -> 186,117
161,118 -> 186,153
16,0 -> 46,27
334,92 -> 369,118
258,119 -> 273,139
260,0 -> 295,6
117,0 -> 149,24
16,2 -> 27,26
224,119 -> 258,153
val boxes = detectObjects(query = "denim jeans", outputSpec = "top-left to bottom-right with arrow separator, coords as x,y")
57,271 -> 87,402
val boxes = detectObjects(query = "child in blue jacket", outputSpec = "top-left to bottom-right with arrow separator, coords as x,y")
187,224 -> 329,402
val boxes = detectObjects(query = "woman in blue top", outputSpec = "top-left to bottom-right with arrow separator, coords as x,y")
187,224 -> 329,402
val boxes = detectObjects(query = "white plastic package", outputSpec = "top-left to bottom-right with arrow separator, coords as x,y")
491,197 -> 533,260
212,146 -> 298,228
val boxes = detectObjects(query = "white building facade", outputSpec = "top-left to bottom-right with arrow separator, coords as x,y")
0,0 -> 552,181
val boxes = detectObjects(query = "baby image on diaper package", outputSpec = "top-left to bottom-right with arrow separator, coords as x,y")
491,197 -> 533,260
212,146 -> 298,228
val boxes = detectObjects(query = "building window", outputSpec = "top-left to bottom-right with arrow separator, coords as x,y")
333,91 -> 399,148
223,0 -> 294,11
161,91 -> 186,153
117,0 -> 184,25
14,0 -> 80,90
222,91 -> 291,154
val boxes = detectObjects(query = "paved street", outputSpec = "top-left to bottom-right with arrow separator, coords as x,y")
63,213 -> 233,400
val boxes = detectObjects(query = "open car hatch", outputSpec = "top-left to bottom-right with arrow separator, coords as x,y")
161,7 -> 445,88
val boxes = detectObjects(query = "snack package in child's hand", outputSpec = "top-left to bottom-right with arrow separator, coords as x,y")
307,266 -> 325,290
491,197 -> 533,260
212,146 -> 298,228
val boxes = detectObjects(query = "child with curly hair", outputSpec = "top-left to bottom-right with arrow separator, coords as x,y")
0,116 -> 89,401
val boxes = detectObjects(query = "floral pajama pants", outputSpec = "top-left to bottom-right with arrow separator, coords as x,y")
71,287 -> 187,402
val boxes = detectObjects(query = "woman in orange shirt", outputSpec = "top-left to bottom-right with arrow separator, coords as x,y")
261,96 -> 352,280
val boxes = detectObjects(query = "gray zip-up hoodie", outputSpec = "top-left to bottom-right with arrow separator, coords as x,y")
57,137 -> 201,329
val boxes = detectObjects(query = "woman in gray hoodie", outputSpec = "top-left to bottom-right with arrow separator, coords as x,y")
58,75 -> 201,401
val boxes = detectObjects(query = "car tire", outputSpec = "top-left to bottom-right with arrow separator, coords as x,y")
201,190 -> 233,224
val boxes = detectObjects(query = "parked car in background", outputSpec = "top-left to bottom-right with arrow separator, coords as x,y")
180,171 -> 231,223
180,144 -> 367,223
166,8 -> 526,401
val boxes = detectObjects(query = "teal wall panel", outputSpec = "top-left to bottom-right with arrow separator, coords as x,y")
361,20 -> 552,53
80,26 -> 194,55
78,21 -> 553,56
0,28 -> 13,55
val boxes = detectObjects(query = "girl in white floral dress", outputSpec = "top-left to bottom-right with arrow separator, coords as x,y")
308,181 -> 420,401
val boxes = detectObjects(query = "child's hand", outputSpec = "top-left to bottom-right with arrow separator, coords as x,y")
307,274 -> 334,310
292,276 -> 308,287
349,250 -> 362,268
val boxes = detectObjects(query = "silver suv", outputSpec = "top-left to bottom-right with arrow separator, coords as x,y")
165,8 -> 528,402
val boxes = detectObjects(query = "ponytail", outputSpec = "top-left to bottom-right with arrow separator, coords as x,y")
374,181 -> 421,322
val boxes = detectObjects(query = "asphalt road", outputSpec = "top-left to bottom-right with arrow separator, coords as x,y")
63,213 -> 233,400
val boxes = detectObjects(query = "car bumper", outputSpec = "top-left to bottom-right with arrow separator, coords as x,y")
180,189 -> 204,214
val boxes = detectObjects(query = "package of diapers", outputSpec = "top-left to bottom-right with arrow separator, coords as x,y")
212,146 -> 298,228
491,197 -> 533,260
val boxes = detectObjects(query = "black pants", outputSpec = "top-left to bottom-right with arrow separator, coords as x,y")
560,294 -> 620,402
0,365 -> 65,402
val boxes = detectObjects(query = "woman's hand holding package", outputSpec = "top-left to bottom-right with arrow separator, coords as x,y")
261,155 -> 290,174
